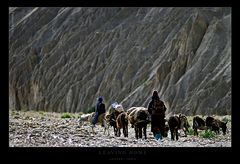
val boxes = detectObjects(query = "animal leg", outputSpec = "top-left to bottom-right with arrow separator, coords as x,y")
176,129 -> 179,140
117,129 -> 121,137
114,127 -> 117,136
193,128 -> 198,136
123,127 -> 127,137
135,127 -> 139,139
170,130 -> 174,140
139,127 -> 142,138
144,125 -> 147,139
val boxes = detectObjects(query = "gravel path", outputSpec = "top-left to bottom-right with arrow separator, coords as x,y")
9,111 -> 231,147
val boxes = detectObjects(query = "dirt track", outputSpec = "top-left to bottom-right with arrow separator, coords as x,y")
9,110 -> 231,147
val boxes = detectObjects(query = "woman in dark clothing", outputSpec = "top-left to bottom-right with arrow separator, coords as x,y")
148,90 -> 167,139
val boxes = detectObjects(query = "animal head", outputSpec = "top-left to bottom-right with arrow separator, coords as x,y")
179,114 -> 190,129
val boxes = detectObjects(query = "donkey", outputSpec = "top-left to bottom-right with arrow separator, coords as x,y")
179,114 -> 190,137
206,116 -> 228,135
116,111 -> 128,137
128,107 -> 151,139
105,104 -> 124,136
192,116 -> 206,136
168,115 -> 180,140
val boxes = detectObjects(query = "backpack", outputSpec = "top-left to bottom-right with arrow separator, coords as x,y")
98,103 -> 106,114
152,99 -> 166,114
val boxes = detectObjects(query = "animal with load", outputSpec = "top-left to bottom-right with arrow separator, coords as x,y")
78,98 -> 228,143
105,103 -> 125,136
128,107 -> 151,139
116,111 -> 128,137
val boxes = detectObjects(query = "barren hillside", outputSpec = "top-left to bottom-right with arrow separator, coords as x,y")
9,7 -> 231,115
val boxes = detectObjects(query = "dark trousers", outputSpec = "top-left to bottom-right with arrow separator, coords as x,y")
151,114 -> 165,138
92,112 -> 99,125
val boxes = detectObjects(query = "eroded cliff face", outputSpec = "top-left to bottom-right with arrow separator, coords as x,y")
9,7 -> 231,115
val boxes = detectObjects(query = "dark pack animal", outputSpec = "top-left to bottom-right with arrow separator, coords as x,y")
192,116 -> 206,136
128,107 -> 150,139
179,114 -> 190,137
128,107 -> 148,128
127,107 -> 139,128
116,112 -> 128,137
105,106 -> 124,136
206,116 -> 218,131
206,116 -> 228,135
108,113 -> 117,127
105,113 -> 117,136
168,115 -> 180,140
215,119 -> 228,135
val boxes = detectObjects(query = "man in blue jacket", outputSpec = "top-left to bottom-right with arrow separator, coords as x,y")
92,96 -> 106,127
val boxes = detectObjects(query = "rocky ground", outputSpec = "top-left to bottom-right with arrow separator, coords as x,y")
9,110 -> 231,147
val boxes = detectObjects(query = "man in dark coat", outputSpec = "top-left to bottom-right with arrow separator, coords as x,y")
148,90 -> 167,139
92,96 -> 106,127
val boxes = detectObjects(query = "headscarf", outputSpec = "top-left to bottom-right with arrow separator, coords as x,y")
152,90 -> 160,100
98,96 -> 103,102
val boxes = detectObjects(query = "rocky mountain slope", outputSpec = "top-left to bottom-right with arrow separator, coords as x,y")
9,7 -> 231,115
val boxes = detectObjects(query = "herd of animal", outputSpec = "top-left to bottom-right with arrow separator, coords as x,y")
79,106 -> 228,141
